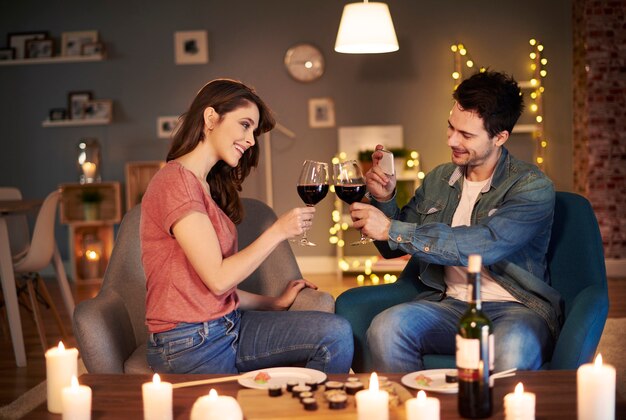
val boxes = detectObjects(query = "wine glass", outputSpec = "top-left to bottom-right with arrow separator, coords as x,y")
332,160 -> 373,246
294,160 -> 329,246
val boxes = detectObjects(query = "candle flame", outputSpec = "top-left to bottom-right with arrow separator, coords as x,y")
417,390 -> 426,401
153,373 -> 161,384
515,382 -> 524,394
85,249 -> 100,261
209,389 -> 218,400
369,372 -> 379,392
58,341 -> 65,351
71,375 -> 79,389
595,353 -> 603,367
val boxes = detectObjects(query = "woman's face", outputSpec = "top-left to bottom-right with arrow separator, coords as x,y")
209,101 -> 259,167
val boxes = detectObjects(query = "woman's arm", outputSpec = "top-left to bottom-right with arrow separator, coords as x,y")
172,206 -> 314,295
237,279 -> 318,311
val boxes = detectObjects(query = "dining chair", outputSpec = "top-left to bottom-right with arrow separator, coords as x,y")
11,189 -> 73,352
335,191 -> 609,372
0,187 -> 30,261
73,198 -> 336,374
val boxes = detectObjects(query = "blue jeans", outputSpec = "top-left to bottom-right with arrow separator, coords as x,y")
367,298 -> 554,373
147,309 -> 354,374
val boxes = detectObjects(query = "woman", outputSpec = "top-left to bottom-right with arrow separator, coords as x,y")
141,79 -> 353,374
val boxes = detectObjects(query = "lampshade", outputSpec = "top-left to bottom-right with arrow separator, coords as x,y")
334,1 -> 399,54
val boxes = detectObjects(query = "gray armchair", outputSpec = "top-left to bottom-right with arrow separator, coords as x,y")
72,198 -> 335,374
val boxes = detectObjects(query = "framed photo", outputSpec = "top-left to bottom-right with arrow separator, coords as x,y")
25,38 -> 53,58
157,116 -> 181,139
81,42 -> 104,57
84,100 -> 113,122
61,31 -> 98,56
0,48 -> 15,61
68,91 -> 93,119
308,97 -> 335,128
49,108 -> 67,121
8,31 -> 48,59
174,30 -> 208,65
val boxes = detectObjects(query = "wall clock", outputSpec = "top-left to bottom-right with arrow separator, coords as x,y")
284,43 -> 325,83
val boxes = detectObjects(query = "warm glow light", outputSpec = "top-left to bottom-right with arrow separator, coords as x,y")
153,373 -> 161,384
537,44 -> 544,51
459,48 -> 467,56
466,60 -> 474,67
208,389 -> 218,399
595,354 -> 603,367
541,141 -> 548,148
304,61 -> 313,69
335,1 -> 399,54
541,58 -> 548,65
58,341 -> 65,351
530,52 -> 537,60
515,382 -> 525,394
540,69 -> 547,77
530,39 -> 537,45
536,115 -> 543,123
417,171 -> 425,179
451,45 -> 458,52
85,249 -> 100,261
369,372 -> 380,392
452,71 -> 460,80
530,78 -> 538,86
536,157 -> 544,164
329,236 -> 338,244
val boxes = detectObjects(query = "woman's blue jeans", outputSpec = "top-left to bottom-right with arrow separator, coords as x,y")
367,297 -> 554,373
147,309 -> 354,374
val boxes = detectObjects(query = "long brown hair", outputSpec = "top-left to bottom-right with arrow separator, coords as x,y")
167,79 -> 275,224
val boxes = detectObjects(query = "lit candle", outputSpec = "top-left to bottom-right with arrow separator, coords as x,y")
142,373 -> 173,420
355,372 -> 389,420
577,354 -> 616,420
405,390 -> 440,420
190,389 -> 243,420
62,375 -> 92,420
503,382 -> 536,420
82,162 -> 97,181
45,341 -> 78,413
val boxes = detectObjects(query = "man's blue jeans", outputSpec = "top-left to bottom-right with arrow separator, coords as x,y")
147,309 -> 354,374
367,298 -> 554,373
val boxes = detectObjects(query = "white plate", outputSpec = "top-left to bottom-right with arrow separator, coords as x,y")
238,367 -> 327,390
401,369 -> 459,394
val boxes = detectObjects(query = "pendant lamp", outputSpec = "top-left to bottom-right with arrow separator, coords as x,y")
334,0 -> 399,54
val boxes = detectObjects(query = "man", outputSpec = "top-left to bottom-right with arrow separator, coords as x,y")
349,70 -> 562,372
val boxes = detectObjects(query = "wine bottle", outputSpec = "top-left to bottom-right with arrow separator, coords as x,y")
456,254 -> 494,418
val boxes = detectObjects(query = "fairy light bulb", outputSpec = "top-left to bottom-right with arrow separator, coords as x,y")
540,69 -> 547,77
530,104 -> 538,112
530,52 -> 537,60
452,71 -> 460,80
466,60 -> 474,68
541,141 -> 548,148
536,157 -> 544,164
451,44 -> 458,52
459,48 -> 467,56
537,44 -> 544,51
529,39 -> 537,46
536,115 -> 543,123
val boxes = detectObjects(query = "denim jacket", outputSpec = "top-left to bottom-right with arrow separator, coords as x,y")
371,147 -> 563,340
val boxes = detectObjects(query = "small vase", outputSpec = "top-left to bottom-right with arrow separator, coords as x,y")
83,203 -> 100,221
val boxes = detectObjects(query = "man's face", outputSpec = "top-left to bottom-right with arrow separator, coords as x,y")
446,102 -> 499,170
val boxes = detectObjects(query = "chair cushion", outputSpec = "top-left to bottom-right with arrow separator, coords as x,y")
124,343 -> 152,374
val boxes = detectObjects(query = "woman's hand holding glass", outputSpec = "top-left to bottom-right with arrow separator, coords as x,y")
294,160 -> 329,246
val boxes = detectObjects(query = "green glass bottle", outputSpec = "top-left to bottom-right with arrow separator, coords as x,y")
456,254 -> 494,418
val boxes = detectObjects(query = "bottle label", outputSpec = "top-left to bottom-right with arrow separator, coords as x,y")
455,334 -> 495,370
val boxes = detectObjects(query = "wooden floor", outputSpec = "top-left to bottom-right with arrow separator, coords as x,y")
0,274 -> 624,406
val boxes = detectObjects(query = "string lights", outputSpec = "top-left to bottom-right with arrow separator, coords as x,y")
450,39 -> 548,170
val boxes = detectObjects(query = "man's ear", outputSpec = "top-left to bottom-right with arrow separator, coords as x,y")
494,130 -> 509,147
203,107 -> 217,130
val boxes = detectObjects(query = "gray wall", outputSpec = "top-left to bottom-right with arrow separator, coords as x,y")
0,0 -> 573,260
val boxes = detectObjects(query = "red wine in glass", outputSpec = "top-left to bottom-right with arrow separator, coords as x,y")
294,160 -> 329,246
332,160 -> 373,246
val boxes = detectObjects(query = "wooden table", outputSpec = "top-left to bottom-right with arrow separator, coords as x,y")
0,199 -> 43,367
24,371 -> 625,419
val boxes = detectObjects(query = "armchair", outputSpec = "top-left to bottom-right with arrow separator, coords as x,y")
335,191 -> 609,372
73,198 -> 335,373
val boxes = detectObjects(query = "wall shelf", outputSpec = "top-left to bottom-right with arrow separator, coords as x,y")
42,118 -> 111,127
0,54 -> 105,66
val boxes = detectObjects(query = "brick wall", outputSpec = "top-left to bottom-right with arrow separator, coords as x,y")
573,0 -> 626,259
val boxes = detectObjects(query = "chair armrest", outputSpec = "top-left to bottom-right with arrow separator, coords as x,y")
335,278 -> 421,372
72,290 -> 137,374
289,288 -> 335,313
549,285 -> 609,370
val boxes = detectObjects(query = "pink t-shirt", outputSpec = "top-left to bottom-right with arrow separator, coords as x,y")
140,161 -> 239,333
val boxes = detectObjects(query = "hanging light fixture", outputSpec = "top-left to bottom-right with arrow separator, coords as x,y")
334,0 -> 399,54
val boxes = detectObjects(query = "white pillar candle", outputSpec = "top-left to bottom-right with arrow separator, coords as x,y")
142,373 -> 173,420
62,375 -> 92,420
45,341 -> 79,413
405,390 -> 440,420
355,372 -> 389,420
190,388 -> 243,420
577,354 -> 616,420
504,382 -> 536,420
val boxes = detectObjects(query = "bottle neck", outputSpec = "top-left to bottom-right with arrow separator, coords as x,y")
466,271 -> 482,309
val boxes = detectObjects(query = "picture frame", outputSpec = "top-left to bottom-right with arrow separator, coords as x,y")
8,31 -> 48,59
49,108 -> 67,121
61,30 -> 98,56
0,48 -> 15,61
68,91 -> 93,119
25,38 -> 54,59
308,97 -> 335,128
81,42 -> 104,57
84,100 -> 113,122
174,30 -> 208,65
157,116 -> 181,139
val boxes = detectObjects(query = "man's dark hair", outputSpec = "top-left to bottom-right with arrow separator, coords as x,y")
453,70 -> 524,138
